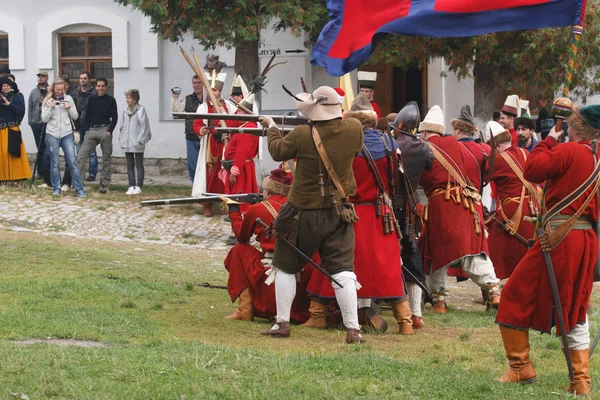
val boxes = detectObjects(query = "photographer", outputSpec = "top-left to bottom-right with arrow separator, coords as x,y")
0,75 -> 30,184
41,80 -> 86,198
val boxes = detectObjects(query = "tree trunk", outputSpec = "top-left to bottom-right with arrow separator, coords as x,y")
234,39 -> 260,91
473,61 -> 496,140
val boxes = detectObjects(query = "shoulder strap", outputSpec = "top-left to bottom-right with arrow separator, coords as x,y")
361,144 -> 390,198
261,201 -> 279,219
499,151 -> 541,204
311,125 -> 348,199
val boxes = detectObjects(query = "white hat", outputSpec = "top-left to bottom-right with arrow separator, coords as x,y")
519,100 -> 530,118
357,71 -> 377,89
295,86 -> 343,122
231,74 -> 249,98
205,72 -> 227,91
501,95 -> 520,117
418,105 -> 445,135
486,121 -> 511,144
239,93 -> 256,113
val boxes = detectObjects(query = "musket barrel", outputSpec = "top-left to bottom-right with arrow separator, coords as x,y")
213,127 -> 293,136
172,112 -> 309,126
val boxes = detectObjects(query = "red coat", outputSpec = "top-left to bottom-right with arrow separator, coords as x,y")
419,135 -> 487,274
308,155 -> 404,299
371,101 -> 382,118
224,194 -> 311,322
487,147 -> 537,279
496,138 -> 599,334
222,118 -> 260,211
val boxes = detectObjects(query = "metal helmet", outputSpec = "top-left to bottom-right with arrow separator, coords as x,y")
390,101 -> 421,136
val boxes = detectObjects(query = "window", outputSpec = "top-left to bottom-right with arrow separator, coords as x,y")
58,33 -> 113,96
0,36 -> 8,72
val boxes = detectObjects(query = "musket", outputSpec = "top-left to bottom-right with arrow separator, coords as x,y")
490,216 -> 535,248
401,265 -> 432,298
141,193 -> 263,207
172,112 -> 308,126
213,127 -> 293,136
255,218 -> 344,288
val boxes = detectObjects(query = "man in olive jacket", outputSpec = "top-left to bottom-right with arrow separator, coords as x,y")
259,86 -> 364,344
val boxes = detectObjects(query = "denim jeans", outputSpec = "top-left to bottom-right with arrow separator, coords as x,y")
81,128 -> 98,177
186,138 -> 200,183
45,133 -> 84,193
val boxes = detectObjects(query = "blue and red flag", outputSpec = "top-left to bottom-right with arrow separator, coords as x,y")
311,0 -> 586,76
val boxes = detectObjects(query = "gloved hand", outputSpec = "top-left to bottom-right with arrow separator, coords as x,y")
219,196 -> 241,212
259,116 -> 276,129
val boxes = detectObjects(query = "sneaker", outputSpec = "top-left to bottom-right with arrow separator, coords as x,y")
86,175 -> 96,182
37,183 -> 51,190
260,321 -> 291,338
52,189 -> 61,197
76,190 -> 87,198
133,186 -> 142,195
98,184 -> 108,194
61,184 -> 70,192
126,186 -> 135,195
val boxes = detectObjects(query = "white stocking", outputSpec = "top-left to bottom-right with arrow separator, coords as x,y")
407,282 -> 423,318
274,270 -> 296,323
332,271 -> 359,329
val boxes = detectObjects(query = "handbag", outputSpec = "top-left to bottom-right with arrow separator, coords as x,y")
7,127 -> 22,157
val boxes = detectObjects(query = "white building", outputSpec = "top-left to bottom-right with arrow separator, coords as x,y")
1,0 -> 473,170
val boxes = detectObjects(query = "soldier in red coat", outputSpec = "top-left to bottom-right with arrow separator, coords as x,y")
192,71 -> 236,216
496,106 -> 600,396
222,169 -> 311,322
419,105 -> 501,313
485,121 -> 540,279
221,94 -> 260,213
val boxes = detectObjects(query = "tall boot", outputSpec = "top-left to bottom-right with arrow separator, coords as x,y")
496,326 -> 537,384
300,301 -> 329,328
225,289 -> 254,321
391,300 -> 414,335
568,349 -> 591,396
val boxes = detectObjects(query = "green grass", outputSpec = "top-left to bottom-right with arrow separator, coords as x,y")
0,230 -> 599,399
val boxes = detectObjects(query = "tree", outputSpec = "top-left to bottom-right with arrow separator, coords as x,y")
369,0 -> 600,124
114,0 -> 328,86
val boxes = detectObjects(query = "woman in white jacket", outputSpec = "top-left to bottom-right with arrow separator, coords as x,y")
119,89 -> 151,195
41,80 -> 86,197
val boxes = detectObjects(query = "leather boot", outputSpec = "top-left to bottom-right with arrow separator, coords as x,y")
358,306 -> 388,333
203,202 -> 213,216
432,293 -> 447,313
260,321 -> 291,338
411,315 -> 424,329
346,328 -> 365,344
225,289 -> 254,321
300,301 -> 329,328
392,301 -> 414,335
486,283 -> 501,311
496,326 -> 537,384
567,349 -> 591,396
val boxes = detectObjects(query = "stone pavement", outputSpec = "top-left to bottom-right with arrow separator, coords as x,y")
0,176 -> 237,253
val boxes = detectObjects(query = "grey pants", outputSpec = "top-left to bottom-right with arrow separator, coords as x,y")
78,126 -> 113,186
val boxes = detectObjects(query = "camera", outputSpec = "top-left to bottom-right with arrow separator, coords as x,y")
171,87 -> 181,95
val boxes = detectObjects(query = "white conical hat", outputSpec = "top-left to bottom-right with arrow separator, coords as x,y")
231,74 -> 249,98
205,72 -> 227,90
239,93 -> 256,113
486,120 -> 512,144
418,105 -> 445,134
519,100 -> 530,118
502,94 -> 520,116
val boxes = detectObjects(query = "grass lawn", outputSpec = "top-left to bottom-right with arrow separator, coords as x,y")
0,229 -> 598,399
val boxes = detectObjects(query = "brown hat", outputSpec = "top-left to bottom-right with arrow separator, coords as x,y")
451,105 -> 477,134
37,71 -> 48,77
343,93 -> 378,128
377,113 -> 397,131
262,168 -> 292,196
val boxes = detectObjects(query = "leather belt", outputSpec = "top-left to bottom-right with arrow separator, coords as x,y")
548,215 -> 593,230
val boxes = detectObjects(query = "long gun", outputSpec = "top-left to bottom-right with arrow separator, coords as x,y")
213,127 -> 293,136
172,112 -> 308,126
141,193 -> 263,207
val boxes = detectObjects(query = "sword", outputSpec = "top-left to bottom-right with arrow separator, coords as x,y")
255,218 -> 344,288
490,216 -> 535,248
536,226 -> 575,383
172,112 -> 309,126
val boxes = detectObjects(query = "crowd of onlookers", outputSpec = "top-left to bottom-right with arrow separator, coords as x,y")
0,68 -> 151,197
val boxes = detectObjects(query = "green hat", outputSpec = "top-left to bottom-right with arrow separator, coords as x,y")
580,105 -> 600,130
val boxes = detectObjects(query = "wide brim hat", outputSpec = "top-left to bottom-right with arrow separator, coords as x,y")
451,105 -> 477,134
295,86 -> 342,122
568,106 -> 600,141
343,92 -> 377,128
486,120 -> 511,144
419,105 -> 445,135
262,168 -> 292,196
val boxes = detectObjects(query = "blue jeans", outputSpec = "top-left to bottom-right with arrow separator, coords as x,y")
46,134 -> 84,193
186,139 -> 201,183
80,128 -> 98,177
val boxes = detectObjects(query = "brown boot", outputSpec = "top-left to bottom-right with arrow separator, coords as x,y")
225,289 -> 254,321
392,301 -> 414,335
260,321 -> 291,338
411,315 -> 424,329
496,326 -> 537,384
568,349 -> 591,396
346,328 -> 365,344
300,301 -> 329,328
486,283 -> 501,311
358,306 -> 388,333
203,202 -> 213,216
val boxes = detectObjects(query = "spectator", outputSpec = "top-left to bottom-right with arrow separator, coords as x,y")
119,89 -> 152,195
77,78 -> 117,194
74,72 -> 98,182
41,80 -> 86,198
535,93 -> 553,139
28,71 -> 49,177
0,75 -> 30,184
171,75 -> 203,182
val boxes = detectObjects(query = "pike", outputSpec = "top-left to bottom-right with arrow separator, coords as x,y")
141,193 -> 263,207
255,218 -> 344,288
213,127 -> 293,136
172,112 -> 309,126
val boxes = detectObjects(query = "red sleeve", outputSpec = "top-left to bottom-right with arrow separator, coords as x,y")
230,207 -> 257,243
232,134 -> 254,170
371,102 -> 382,118
523,137 -> 564,183
193,119 -> 205,135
